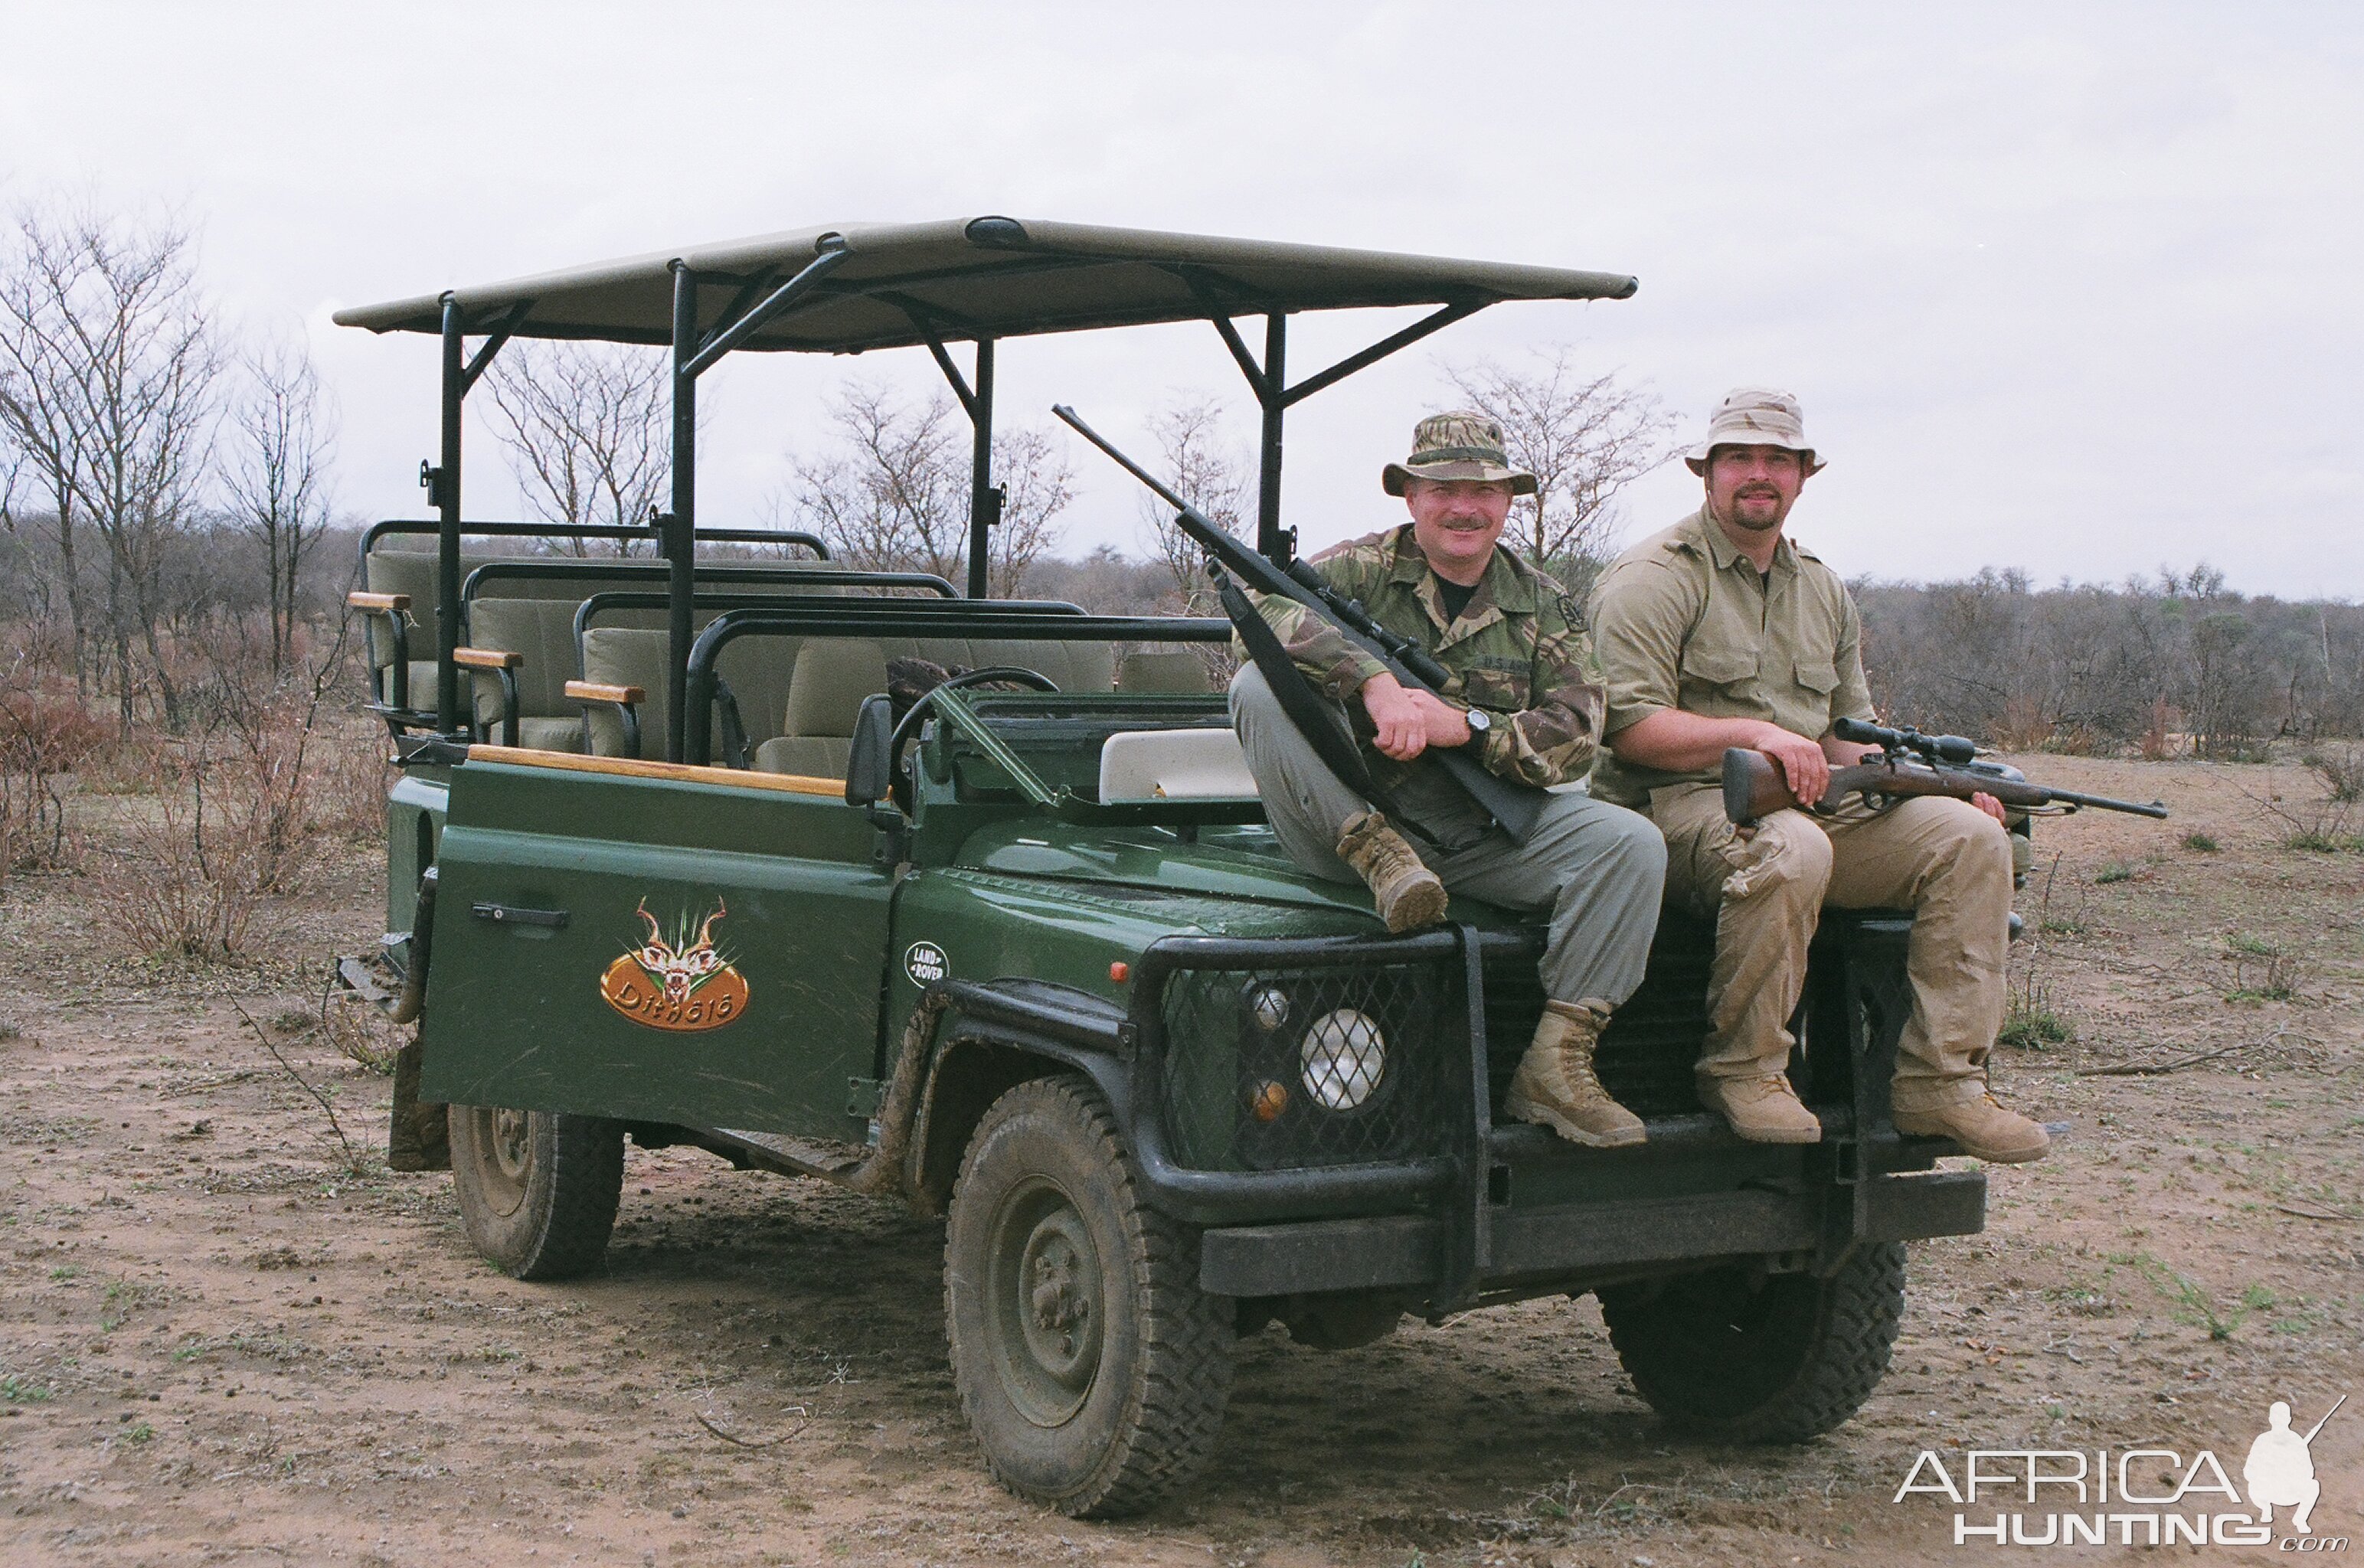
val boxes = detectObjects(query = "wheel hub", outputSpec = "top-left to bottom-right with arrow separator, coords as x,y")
987,1180 -> 1105,1426
464,1106 -> 534,1218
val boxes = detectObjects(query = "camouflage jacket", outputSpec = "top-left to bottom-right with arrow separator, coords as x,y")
1249,524 -> 1605,790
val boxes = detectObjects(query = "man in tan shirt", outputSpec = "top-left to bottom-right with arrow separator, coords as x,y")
1587,388 -> 2046,1163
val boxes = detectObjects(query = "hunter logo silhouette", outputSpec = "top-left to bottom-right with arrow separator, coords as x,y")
2247,1396 -> 2343,1536
599,898 -> 748,1031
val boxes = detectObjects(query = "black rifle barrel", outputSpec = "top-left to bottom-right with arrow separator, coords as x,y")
1053,403 -> 1544,839
2034,784 -> 2170,819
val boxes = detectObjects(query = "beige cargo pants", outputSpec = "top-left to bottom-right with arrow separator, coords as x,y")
1230,667 -> 1666,1008
1650,782 -> 2013,1112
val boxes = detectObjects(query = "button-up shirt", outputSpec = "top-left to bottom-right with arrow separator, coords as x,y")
1585,508 -> 1875,808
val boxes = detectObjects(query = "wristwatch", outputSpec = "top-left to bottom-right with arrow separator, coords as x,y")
1461,707 -> 1492,746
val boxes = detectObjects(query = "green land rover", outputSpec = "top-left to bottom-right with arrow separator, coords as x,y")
334,217 -> 1999,1517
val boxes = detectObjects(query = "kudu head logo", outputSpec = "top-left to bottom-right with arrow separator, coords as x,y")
632,897 -> 728,1003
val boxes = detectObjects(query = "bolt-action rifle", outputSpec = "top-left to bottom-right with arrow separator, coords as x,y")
1054,404 -> 1545,838
1722,716 -> 2169,825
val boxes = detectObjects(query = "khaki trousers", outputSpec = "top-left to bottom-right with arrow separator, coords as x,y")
1650,782 -> 2013,1112
1230,667 -> 1666,1008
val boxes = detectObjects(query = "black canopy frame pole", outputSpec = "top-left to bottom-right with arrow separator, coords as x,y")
663,238 -> 855,761
966,340 -> 997,599
428,296 -> 526,730
917,322 -> 1002,599
1194,290 -> 1495,565
665,263 -> 699,763
1256,314 -> 1287,562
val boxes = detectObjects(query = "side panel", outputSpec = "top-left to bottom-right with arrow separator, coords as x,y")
418,762 -> 891,1138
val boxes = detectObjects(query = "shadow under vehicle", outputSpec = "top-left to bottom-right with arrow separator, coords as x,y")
331,217 -> 2001,1517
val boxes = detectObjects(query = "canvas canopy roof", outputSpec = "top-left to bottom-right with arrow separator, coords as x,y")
332,216 -> 1638,354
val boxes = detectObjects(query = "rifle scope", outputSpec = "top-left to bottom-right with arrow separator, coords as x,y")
1833,716 -> 1977,765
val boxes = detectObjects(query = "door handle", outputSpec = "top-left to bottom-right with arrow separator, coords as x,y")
470,901 -> 569,929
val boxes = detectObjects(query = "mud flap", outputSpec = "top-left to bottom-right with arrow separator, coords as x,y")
389,1040 -> 450,1171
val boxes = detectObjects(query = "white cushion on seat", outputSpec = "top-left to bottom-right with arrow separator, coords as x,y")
1097,729 -> 1258,802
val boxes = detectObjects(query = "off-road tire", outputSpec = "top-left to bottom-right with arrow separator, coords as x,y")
1597,1241 -> 1906,1443
447,1105 -> 625,1281
944,1075 -> 1233,1518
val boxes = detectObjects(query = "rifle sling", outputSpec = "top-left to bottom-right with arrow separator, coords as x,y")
1218,578 -> 1447,848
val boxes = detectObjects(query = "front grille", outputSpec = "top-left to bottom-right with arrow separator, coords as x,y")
1155,959 -> 1453,1172
1483,910 -> 1718,1119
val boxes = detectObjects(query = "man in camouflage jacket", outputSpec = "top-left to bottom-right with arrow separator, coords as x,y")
1228,412 -> 1667,1147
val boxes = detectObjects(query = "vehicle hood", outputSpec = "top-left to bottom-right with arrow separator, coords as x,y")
951,819 -> 1527,936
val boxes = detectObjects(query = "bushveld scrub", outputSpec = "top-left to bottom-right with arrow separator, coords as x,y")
0,641 -> 106,877
76,625 -> 379,964
2251,746 -> 2364,854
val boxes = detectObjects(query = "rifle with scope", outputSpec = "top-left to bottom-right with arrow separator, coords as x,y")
1054,403 -> 1545,838
1722,716 -> 2170,825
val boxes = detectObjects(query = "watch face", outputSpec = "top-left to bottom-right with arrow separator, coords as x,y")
1467,709 -> 1490,732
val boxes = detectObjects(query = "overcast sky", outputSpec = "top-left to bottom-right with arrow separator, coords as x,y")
3,2 -> 2356,599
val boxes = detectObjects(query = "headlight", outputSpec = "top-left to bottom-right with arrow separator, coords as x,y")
1245,983 -> 1290,1032
1300,1008 -> 1385,1111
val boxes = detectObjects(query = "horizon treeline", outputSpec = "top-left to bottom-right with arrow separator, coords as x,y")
0,517 -> 2357,756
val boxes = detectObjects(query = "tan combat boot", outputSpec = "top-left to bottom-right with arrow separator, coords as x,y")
1503,998 -> 1645,1148
1893,1094 -> 2050,1164
1335,811 -> 1447,933
1699,1074 -> 1823,1144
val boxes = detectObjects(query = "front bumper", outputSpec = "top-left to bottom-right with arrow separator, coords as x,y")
1125,914 -> 1987,1305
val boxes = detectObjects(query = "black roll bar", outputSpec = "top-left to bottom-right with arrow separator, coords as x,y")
360,516 -> 829,560
572,587 -> 1080,645
455,560 -> 945,644
681,607 -> 1228,764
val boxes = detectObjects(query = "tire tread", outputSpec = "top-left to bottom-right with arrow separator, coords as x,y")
946,1076 -> 1232,1518
1601,1240 -> 1906,1444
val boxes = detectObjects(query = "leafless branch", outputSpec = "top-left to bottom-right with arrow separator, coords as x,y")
1442,346 -> 1676,593
484,341 -> 672,554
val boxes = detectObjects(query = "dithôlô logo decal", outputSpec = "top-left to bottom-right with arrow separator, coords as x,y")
600,898 -> 748,1031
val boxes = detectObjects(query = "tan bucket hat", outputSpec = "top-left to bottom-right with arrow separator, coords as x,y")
1381,410 -> 1537,497
1683,387 -> 1827,475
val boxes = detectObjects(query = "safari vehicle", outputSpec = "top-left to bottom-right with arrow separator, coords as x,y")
332,218 -> 2000,1518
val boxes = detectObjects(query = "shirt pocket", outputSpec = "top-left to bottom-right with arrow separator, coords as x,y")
1460,663 -> 1530,713
1679,643 -> 1758,695
1793,658 -> 1839,696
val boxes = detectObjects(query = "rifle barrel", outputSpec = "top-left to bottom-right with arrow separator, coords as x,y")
1053,405 -> 1192,514
2040,786 -> 2169,819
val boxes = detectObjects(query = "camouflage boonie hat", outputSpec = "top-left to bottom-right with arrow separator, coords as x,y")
1683,386 -> 1827,475
1381,410 -> 1537,497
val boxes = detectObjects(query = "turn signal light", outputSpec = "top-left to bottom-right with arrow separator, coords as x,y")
1109,961 -> 1130,984
1250,1080 -> 1289,1121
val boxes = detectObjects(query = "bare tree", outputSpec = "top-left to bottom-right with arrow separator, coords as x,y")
987,426 -> 1075,599
0,203 -> 221,726
1133,396 -> 1251,610
221,335 -> 336,671
1444,346 -> 1676,593
786,380 -> 1070,595
484,341 -> 672,553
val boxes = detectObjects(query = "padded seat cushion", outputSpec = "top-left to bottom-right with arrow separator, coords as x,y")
1117,649 -> 1213,694
466,599 -> 587,730
753,736 -> 855,779
515,715 -> 586,753
578,629 -> 791,759
783,641 -> 888,738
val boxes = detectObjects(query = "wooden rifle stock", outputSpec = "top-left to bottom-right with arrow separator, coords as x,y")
1722,749 -> 2169,825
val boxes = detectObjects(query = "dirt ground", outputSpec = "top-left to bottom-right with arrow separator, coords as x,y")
1,754 -> 2358,1566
